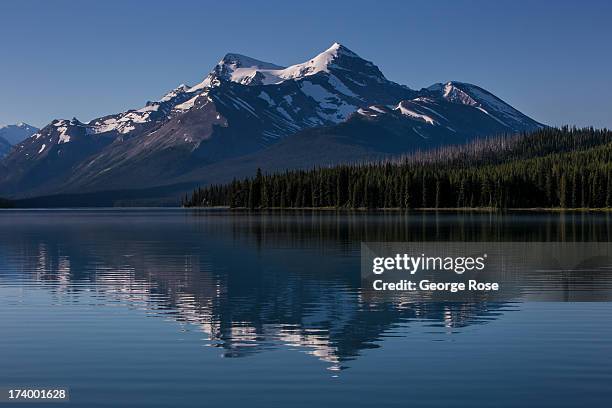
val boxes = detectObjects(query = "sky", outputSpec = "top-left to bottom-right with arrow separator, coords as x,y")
1,0 -> 611,129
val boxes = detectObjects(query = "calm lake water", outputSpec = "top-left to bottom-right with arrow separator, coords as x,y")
1,210 -> 611,407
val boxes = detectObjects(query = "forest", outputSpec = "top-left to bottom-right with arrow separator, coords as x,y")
183,127 -> 612,210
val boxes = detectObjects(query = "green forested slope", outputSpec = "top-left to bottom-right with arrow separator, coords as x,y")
184,127 -> 612,209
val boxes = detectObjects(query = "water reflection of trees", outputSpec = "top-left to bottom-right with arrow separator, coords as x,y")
1,210 -> 609,370
195,210 -> 611,246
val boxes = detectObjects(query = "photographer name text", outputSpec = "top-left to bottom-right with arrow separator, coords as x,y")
370,253 -> 499,292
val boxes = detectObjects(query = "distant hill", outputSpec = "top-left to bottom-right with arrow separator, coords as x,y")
0,123 -> 38,145
0,123 -> 38,158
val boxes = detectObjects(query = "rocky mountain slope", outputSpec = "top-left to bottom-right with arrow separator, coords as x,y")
0,136 -> 10,158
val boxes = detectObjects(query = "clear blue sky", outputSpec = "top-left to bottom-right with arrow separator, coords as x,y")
1,0 -> 611,128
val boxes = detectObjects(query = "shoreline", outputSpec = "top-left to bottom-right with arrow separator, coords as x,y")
184,206 -> 612,213
1,206 -> 610,213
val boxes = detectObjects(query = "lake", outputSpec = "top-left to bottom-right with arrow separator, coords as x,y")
1,210 -> 611,407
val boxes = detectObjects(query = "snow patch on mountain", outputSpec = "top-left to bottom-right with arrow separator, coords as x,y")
395,102 -> 437,125
190,54 -> 284,90
300,80 -> 357,122
442,82 -> 479,106
326,74 -> 360,98
55,123 -> 71,144
371,106 -> 388,114
357,107 -> 380,118
174,94 -> 199,111
257,91 -> 275,105
159,84 -> 190,102
92,116 -> 139,134
264,42 -> 354,83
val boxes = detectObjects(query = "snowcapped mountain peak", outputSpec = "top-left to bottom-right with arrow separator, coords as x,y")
188,42 -> 383,90
289,45 -> 343,75
441,81 -> 479,106
0,43 -> 545,198
1,122 -> 36,131
189,53 -> 285,90
276,42 -> 363,81
324,42 -> 359,58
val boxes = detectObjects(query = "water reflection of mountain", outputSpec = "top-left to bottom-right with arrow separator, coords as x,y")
1,210 -> 609,370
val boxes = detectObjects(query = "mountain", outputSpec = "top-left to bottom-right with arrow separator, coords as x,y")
0,123 -> 38,158
0,122 -> 38,145
0,123 -> 38,157
0,43 -> 543,201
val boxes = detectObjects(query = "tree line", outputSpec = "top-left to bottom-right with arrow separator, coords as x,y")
183,127 -> 612,209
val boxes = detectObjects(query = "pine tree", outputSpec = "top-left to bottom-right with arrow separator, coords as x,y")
559,173 -> 568,208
